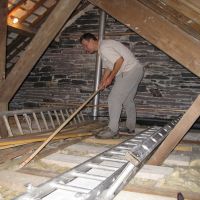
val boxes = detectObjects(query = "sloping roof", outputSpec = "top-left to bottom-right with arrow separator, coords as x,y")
2,0 -> 200,85
6,0 -> 89,70
6,0 -> 200,73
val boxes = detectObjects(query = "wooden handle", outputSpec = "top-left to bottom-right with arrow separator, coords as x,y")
19,89 -> 101,169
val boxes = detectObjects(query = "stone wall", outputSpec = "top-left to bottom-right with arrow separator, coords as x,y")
10,8 -> 200,122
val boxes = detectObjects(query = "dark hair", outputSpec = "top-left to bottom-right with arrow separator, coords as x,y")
80,33 -> 97,43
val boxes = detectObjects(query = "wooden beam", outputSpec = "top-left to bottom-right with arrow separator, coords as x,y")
181,0 -> 200,13
139,0 -> 200,41
0,1 -> 8,138
163,0 -> 200,25
0,0 -> 81,102
148,95 -> 200,165
88,0 -> 200,77
0,102 -> 8,138
0,1 -> 7,82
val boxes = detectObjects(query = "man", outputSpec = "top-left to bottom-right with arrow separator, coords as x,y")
80,33 -> 144,139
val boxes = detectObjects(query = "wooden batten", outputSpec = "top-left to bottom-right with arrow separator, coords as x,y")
0,0 -> 81,103
89,0 -> 200,77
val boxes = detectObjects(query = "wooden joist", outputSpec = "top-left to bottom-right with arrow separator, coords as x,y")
0,132 -> 93,148
0,2 -> 8,138
148,95 -> 200,165
163,0 -> 200,25
0,1 -> 7,83
0,0 -> 81,103
89,0 -> 200,77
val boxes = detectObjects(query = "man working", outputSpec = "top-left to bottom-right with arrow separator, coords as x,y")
80,33 -> 144,139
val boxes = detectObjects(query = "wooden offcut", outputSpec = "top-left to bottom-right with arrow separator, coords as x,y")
0,0 -> 81,103
148,95 -> 200,165
89,0 -> 200,77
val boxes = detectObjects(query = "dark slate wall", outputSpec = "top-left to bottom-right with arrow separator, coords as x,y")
10,8 -> 200,120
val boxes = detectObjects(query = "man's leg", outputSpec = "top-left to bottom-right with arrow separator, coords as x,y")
123,86 -> 137,131
108,66 -> 144,132
123,66 -> 144,131
108,84 -> 123,132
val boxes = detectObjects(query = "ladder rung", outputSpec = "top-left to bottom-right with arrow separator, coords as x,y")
54,110 -> 61,125
14,114 -> 24,135
79,111 -> 85,121
107,151 -> 126,156
60,110 -> 65,122
23,114 -> 33,133
71,172 -> 106,181
115,146 -> 133,150
33,112 -> 41,132
142,144 -> 150,152
40,112 -> 49,130
87,163 -> 119,171
69,109 -> 77,124
51,182 -> 90,193
48,111 -> 55,129
123,142 -> 137,146
99,156 -> 127,163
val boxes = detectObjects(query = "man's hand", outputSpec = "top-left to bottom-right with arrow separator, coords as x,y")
99,76 -> 113,90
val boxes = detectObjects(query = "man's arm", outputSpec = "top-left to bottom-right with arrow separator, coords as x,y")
104,56 -> 124,88
99,68 -> 111,89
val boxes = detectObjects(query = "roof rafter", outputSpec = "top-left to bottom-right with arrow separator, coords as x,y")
89,0 -> 200,77
0,0 -> 81,103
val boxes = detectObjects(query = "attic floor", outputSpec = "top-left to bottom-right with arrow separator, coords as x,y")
0,121 -> 199,200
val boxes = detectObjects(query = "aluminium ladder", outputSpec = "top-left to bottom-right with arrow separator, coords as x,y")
0,106 -> 86,137
14,117 -> 180,200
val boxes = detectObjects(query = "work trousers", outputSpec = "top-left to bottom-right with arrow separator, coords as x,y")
108,64 -> 144,132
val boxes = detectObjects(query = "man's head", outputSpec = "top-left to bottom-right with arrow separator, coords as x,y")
80,33 -> 98,54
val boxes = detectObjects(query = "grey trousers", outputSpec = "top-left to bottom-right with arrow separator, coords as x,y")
108,64 -> 144,132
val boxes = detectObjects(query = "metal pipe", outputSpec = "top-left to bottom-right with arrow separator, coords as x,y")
92,10 -> 106,120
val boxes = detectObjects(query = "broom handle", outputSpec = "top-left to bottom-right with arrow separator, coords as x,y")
19,89 -> 101,169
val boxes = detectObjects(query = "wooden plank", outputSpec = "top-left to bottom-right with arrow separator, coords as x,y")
0,1 -> 8,138
148,95 -> 200,165
0,0 -> 81,102
0,103 -> 8,138
181,0 -> 200,14
139,0 -> 200,40
163,0 -> 200,25
89,0 -> 200,77
18,168 -> 59,178
0,1 -> 7,82
0,132 -> 93,147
